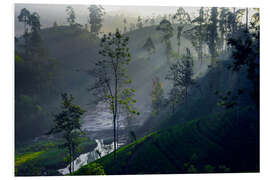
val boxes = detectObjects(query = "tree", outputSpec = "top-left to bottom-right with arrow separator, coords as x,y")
129,23 -> 136,32
17,8 -> 31,34
136,16 -> 143,29
53,21 -> 58,28
17,8 -> 42,57
129,131 -> 137,142
166,51 -> 194,107
218,7 -> 230,52
227,9 -> 259,106
143,37 -> 156,59
150,17 -> 155,25
173,7 -> 191,55
47,93 -> 85,174
123,18 -> 127,33
207,7 -> 218,66
29,12 -> 42,55
168,86 -> 183,114
90,30 -> 139,161
88,5 -> 105,34
151,77 -> 165,115
66,6 -> 76,26
156,19 -> 174,62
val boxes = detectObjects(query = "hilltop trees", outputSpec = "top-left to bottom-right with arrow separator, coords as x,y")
66,6 -> 76,26
207,7 -> 218,67
18,8 -> 42,57
47,93 -> 85,174
90,30 -> 139,161
173,7 -> 191,55
227,8 -> 259,106
88,5 -> 105,34
218,7 -> 230,52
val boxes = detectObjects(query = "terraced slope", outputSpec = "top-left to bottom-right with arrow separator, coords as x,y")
74,107 -> 259,175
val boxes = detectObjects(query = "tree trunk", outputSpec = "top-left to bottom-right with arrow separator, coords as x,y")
185,87 -> 188,109
246,8 -> 249,31
69,145 -> 72,174
113,69 -> 118,161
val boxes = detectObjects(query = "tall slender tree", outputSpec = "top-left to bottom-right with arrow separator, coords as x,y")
207,7 -> 218,66
88,5 -> 105,34
136,16 -> 143,29
90,30 -> 139,161
173,7 -> 191,56
66,6 -> 76,26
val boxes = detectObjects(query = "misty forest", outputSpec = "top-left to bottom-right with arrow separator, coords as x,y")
14,4 -> 259,176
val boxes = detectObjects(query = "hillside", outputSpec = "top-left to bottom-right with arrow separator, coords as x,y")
15,23 -> 201,141
74,106 -> 259,175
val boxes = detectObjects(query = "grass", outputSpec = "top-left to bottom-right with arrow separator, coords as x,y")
15,151 -> 44,167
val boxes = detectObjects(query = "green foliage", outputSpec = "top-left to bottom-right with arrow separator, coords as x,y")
204,164 -> 215,173
75,107 -> 258,175
73,163 -> 106,175
92,29 -> 139,160
47,93 -> 85,174
15,137 -> 96,176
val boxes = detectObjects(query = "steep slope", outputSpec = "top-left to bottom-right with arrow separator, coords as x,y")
74,106 -> 259,175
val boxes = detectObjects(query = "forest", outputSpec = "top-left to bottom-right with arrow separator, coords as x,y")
14,4 -> 259,176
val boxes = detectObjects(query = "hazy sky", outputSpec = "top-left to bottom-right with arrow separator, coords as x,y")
14,4 -> 254,36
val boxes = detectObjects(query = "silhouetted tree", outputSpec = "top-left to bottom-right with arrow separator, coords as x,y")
218,7 -> 230,52
227,8 -> 259,106
129,131 -> 137,142
66,6 -> 76,26
123,18 -> 127,33
207,7 -> 218,66
173,7 -> 191,55
136,16 -> 143,29
17,8 -> 42,57
53,21 -> 58,28
88,5 -> 105,34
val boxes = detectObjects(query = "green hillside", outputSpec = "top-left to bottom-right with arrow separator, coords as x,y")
74,107 -> 259,175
